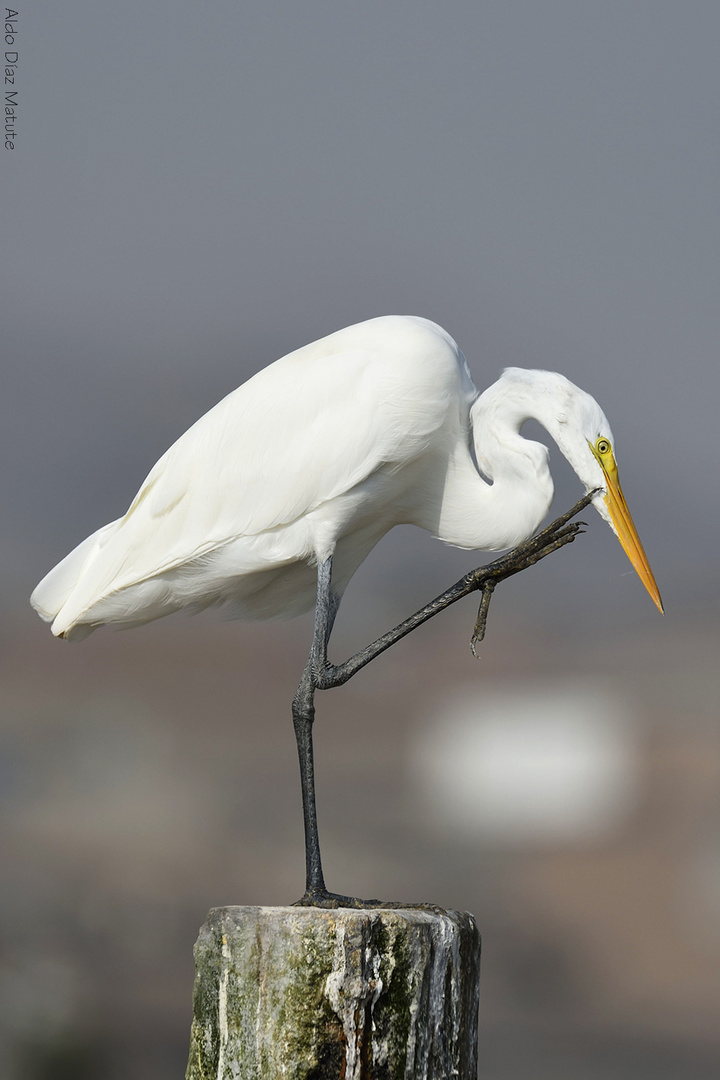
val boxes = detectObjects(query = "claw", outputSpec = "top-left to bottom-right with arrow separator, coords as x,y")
293,890 -> 440,911
470,580 -> 495,655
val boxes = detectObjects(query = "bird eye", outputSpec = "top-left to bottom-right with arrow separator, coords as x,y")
596,438 -> 611,456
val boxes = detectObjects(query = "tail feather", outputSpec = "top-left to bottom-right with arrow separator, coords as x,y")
30,520 -> 121,636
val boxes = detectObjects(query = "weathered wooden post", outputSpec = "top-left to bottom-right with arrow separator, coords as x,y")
185,905 -> 480,1080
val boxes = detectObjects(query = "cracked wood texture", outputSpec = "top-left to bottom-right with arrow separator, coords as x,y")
185,905 -> 481,1080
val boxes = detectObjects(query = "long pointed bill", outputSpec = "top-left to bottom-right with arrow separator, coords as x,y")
601,463 -> 664,614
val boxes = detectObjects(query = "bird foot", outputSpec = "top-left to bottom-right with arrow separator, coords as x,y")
293,889 -> 443,913
468,490 -> 596,655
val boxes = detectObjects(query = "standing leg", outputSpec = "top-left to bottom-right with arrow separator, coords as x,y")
292,556 -> 341,905
292,661 -> 326,902
293,557 -> 389,907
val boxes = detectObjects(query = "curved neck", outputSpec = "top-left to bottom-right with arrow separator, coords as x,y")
418,376 -> 559,551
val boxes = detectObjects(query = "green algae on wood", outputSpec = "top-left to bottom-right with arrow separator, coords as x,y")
185,905 -> 480,1080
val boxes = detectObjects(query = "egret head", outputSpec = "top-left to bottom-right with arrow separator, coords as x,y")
546,376 -> 663,614
586,432 -> 663,613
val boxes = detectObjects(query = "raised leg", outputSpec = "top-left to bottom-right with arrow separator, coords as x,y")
317,490 -> 595,689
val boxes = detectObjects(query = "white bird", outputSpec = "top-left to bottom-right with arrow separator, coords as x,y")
31,315 -> 662,641
31,315 -> 662,906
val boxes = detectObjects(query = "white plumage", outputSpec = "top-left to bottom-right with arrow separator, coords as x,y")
31,315 -> 661,641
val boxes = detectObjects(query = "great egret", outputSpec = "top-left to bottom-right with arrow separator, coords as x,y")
31,315 -> 662,905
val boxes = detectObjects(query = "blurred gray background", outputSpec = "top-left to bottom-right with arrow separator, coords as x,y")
2,2 -> 719,1077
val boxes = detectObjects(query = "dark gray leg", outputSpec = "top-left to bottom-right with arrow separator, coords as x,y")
292,557 -> 352,905
292,492 -> 594,907
293,557 -> 400,907
291,661 -> 325,901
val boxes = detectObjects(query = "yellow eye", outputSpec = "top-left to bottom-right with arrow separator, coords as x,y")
595,438 -> 611,456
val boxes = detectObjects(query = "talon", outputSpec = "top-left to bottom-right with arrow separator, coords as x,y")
470,580 -> 495,650
294,890 -> 425,910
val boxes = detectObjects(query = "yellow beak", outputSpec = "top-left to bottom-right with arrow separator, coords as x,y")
597,454 -> 664,614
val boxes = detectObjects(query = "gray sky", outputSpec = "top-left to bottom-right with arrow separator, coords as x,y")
3,1 -> 718,632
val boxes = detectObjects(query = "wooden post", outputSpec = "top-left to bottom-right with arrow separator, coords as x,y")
185,905 -> 480,1080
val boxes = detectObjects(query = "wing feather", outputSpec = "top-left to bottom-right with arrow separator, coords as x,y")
37,316 -> 463,634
